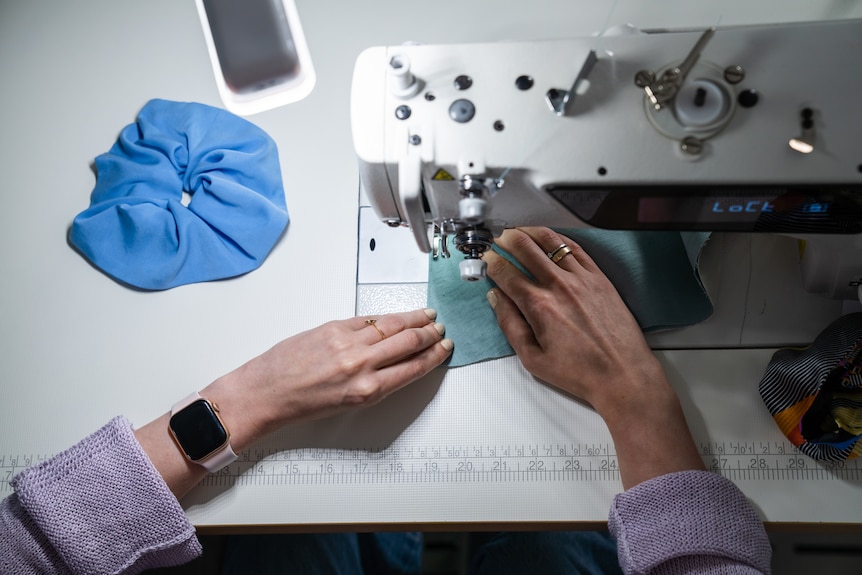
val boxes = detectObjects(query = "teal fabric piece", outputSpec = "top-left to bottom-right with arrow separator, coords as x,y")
427,229 -> 713,367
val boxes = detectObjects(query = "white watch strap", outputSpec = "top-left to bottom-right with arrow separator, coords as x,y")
171,392 -> 238,473
171,391 -> 204,412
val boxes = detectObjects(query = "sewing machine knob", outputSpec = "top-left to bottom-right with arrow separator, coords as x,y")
449,99 -> 476,123
388,54 -> 421,98
673,79 -> 729,128
458,197 -> 487,224
459,258 -> 487,281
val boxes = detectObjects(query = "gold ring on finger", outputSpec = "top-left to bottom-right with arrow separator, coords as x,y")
548,244 -> 573,264
365,319 -> 387,341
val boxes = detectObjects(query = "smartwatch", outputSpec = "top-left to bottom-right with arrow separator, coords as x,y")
169,392 -> 238,473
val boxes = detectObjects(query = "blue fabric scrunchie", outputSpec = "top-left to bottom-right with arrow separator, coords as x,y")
70,99 -> 288,290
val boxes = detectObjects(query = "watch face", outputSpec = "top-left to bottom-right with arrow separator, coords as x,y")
169,399 -> 229,461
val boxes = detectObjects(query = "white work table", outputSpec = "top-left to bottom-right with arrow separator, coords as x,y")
1,0 -> 861,531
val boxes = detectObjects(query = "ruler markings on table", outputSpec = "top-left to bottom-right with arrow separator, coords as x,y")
5,440 -> 858,494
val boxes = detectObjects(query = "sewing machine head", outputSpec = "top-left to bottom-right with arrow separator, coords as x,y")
351,20 -> 862,288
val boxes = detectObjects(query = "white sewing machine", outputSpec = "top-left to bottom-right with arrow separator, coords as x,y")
351,19 -> 862,299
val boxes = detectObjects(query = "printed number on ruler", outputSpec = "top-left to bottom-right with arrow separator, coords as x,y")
0,454 -> 51,494
201,443 -> 623,487
197,441 -> 862,488
700,440 -> 859,480
4,441 -> 860,494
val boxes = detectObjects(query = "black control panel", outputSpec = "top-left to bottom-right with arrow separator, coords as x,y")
546,184 -> 862,233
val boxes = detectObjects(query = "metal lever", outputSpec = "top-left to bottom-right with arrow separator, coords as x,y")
547,49 -> 598,116
638,27 -> 716,110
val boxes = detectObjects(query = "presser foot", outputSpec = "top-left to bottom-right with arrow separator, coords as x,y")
453,227 -> 493,281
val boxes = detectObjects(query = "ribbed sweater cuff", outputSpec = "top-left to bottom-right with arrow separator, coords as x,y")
609,470 -> 771,574
12,417 -> 201,574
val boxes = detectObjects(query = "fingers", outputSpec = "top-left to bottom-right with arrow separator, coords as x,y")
488,228 -> 599,290
376,319 -> 449,366
353,308 -> 439,345
346,309 -> 454,403
373,334 -> 454,395
491,228 -> 558,286
486,288 -> 541,358
354,307 -> 453,371
352,307 -> 439,332
519,227 -> 599,273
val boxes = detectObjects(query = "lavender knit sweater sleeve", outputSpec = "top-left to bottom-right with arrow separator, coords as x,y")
0,417 -> 201,575
609,470 -> 772,574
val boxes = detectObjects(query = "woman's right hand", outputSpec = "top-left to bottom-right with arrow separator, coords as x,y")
483,227 -> 705,488
482,227 -> 665,415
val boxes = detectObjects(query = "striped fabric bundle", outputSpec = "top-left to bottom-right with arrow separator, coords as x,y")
759,313 -> 862,461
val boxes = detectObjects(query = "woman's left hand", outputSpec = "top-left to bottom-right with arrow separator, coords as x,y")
206,308 -> 453,445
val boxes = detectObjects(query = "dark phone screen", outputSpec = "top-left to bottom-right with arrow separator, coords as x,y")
203,0 -> 300,93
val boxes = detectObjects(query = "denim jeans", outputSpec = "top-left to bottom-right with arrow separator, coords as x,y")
221,531 -> 622,575
468,532 -> 623,575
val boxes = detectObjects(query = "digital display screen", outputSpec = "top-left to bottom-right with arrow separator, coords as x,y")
545,184 -> 862,234
169,399 -> 228,461
637,196 -> 832,224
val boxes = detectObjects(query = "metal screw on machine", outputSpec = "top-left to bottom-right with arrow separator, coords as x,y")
680,136 -> 704,155
723,65 -> 745,84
